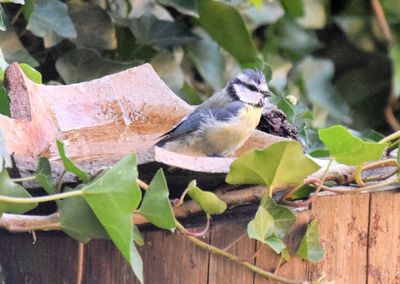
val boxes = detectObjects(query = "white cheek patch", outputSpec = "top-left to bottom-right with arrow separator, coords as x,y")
259,82 -> 269,92
234,84 -> 263,105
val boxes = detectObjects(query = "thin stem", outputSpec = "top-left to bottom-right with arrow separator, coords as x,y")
379,130 -> 400,144
361,159 -> 397,171
319,177 -> 398,194
76,243 -> 84,284
10,7 -> 23,26
354,164 -> 366,187
301,157 -> 334,206
11,176 -> 37,183
56,171 -> 66,193
0,190 -> 83,204
175,221 -> 301,284
136,179 -> 149,191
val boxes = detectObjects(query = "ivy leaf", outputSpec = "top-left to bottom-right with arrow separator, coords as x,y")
198,0 -> 262,68
281,0 -> 304,18
247,196 -> 295,254
226,141 -> 320,189
318,125 -> 387,165
56,140 -> 90,183
0,88 -> 9,116
157,0 -> 198,17
26,0 -> 77,39
186,180 -> 227,216
19,63 -> 42,84
69,2 -> 117,50
35,157 -> 55,195
82,154 -> 143,283
139,169 -> 176,230
0,166 -> 37,217
265,234 -> 286,254
55,49 -> 139,84
59,187 -> 109,243
133,225 -> 144,246
185,28 -> 225,90
129,14 -> 197,48
296,219 -> 325,263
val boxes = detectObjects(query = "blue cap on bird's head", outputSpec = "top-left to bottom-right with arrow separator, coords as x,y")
237,69 -> 266,85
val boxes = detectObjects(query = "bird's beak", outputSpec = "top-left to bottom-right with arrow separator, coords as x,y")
262,90 -> 272,98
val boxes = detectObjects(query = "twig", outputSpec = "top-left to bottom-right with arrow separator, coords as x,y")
175,221 -> 301,284
0,213 -> 61,233
136,179 -> 149,190
384,103 -> 400,132
371,0 -> 393,47
76,243 -> 84,284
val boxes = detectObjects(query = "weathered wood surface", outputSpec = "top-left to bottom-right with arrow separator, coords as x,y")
1,191 -> 399,284
0,63 -> 286,177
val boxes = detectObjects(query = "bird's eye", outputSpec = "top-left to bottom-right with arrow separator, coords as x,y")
249,85 -> 258,92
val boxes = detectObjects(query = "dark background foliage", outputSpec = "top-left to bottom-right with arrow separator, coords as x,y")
1,0 -> 399,136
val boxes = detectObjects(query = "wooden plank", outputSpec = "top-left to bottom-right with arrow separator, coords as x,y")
368,191 -> 400,284
85,227 -> 210,284
208,220 -> 256,284
254,210 -> 311,283
0,231 -> 78,284
309,193 -> 370,283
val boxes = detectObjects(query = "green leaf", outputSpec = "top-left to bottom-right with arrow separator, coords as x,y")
56,140 -> 90,183
295,56 -> 350,122
139,169 -> 176,230
133,225 -> 144,246
185,28 -> 225,90
226,141 -> 320,189
0,5 -> 5,31
281,0 -> 304,18
150,50 -> 184,93
198,0 -> 262,68
186,180 -> 227,216
55,49 -> 139,84
82,154 -> 142,283
0,27 -> 39,67
69,2 -> 117,50
35,157 -> 55,195
247,196 -> 295,253
157,0 -> 198,17
296,219 -> 324,263
59,187 -> 109,243
22,0 -> 34,20
0,166 -> 37,216
26,0 -> 77,39
0,87 -> 10,117
318,125 -> 387,165
181,82 -> 204,105
391,44 -> 400,97
19,63 -> 42,84
130,244 -> 143,284
265,234 -> 286,254
129,14 -> 197,48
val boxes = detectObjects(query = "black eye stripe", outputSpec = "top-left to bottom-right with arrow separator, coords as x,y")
235,79 -> 260,92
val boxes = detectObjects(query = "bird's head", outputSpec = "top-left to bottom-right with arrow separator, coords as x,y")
227,69 -> 271,107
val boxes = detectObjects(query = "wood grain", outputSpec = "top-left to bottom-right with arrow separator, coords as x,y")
368,191 -> 400,284
208,220 -> 256,284
309,193 -> 370,283
0,231 -> 78,284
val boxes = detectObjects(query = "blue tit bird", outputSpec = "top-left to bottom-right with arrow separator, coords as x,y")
156,69 -> 271,157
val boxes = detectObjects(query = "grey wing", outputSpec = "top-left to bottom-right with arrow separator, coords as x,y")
156,101 -> 243,147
